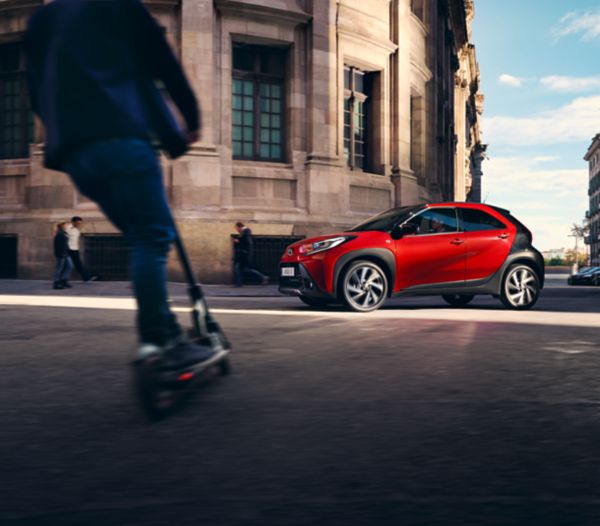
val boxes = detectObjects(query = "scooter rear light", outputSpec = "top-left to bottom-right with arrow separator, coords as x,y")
178,372 -> 194,382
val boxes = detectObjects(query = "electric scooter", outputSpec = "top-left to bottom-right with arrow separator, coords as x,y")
133,230 -> 231,421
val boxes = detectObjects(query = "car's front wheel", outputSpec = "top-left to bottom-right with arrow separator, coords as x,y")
340,260 -> 388,312
500,264 -> 540,310
442,294 -> 474,307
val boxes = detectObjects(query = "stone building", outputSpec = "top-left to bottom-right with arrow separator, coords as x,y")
0,0 -> 484,282
453,1 -> 485,203
584,133 -> 600,266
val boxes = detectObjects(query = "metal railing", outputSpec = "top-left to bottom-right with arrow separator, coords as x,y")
232,235 -> 304,281
83,234 -> 130,281
83,233 -> 303,282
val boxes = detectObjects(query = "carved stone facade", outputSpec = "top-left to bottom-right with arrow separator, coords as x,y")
452,0 -> 485,202
0,0 -> 484,282
584,133 -> 600,265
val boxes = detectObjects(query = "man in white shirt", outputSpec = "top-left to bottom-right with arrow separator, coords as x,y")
68,216 -> 97,282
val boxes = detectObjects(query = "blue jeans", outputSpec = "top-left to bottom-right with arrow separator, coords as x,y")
53,256 -> 73,283
64,139 -> 180,345
233,259 -> 266,286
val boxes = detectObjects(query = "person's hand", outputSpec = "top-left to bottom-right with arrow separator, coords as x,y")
187,130 -> 201,144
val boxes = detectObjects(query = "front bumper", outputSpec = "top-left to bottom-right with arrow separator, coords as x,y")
278,263 -> 331,298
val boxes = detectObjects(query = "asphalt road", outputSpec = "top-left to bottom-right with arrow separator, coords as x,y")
1,277 -> 600,525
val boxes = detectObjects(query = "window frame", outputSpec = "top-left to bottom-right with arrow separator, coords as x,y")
0,42 -> 33,160
344,65 -> 370,172
401,207 -> 459,237
458,207 -> 508,233
231,43 -> 287,163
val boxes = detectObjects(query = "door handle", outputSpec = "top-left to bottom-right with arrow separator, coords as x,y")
450,238 -> 464,245
498,233 -> 509,239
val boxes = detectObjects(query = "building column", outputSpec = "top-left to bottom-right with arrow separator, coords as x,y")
390,0 -> 419,206
169,0 -> 222,211
304,0 -> 347,217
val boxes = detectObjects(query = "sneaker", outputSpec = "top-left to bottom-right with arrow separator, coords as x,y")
165,340 -> 227,370
134,343 -> 162,362
61,280 -> 72,288
85,275 -> 98,282
135,339 -> 228,371
53,282 -> 64,290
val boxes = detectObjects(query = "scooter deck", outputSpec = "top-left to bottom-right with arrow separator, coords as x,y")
135,348 -> 231,421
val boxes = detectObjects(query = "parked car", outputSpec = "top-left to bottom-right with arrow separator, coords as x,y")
279,202 -> 545,312
567,266 -> 600,286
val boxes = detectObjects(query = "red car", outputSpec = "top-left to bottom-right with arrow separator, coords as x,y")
279,203 -> 545,312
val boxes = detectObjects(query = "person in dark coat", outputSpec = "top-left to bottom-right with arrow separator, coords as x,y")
52,221 -> 73,290
25,0 -> 226,369
233,222 -> 268,287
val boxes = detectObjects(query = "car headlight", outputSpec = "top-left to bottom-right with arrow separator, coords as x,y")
298,236 -> 353,255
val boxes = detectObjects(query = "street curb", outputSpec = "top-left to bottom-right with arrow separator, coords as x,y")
0,279 -> 283,298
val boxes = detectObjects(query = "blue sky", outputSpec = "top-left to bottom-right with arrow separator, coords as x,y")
471,0 -> 600,251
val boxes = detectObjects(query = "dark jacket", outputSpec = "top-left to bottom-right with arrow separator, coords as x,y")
235,228 -> 254,264
54,230 -> 70,259
25,0 -> 199,170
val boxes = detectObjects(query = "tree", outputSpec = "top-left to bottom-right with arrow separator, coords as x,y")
570,222 -> 589,240
569,220 -> 590,269
546,256 -> 565,266
564,249 -> 587,267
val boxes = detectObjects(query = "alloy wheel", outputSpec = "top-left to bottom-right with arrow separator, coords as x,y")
342,261 -> 387,312
501,265 -> 540,310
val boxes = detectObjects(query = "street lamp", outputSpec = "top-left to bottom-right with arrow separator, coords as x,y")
568,233 -> 579,274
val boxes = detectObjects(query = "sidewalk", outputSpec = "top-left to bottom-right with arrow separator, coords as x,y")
0,279 -> 283,298
0,274 -> 569,300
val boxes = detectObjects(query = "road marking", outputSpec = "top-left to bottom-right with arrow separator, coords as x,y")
1,294 -> 600,329
542,340 -> 597,354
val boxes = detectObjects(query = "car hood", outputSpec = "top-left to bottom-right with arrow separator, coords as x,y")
289,230 -> 384,248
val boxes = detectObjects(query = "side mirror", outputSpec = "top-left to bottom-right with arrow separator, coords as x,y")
391,223 -> 418,240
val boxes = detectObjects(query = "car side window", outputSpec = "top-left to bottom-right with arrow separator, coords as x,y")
405,208 -> 458,235
461,209 -> 507,232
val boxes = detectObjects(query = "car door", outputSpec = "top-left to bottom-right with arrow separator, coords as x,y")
459,207 -> 516,282
394,207 -> 466,290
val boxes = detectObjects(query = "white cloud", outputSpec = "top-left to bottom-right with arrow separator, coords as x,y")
533,155 -> 559,163
498,74 -> 524,87
483,156 -> 589,251
553,9 -> 600,42
483,95 -> 600,146
540,75 -> 600,92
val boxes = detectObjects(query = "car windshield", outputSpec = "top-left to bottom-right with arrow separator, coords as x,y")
349,206 -> 421,232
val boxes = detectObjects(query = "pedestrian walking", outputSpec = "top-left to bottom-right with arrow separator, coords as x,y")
52,221 -> 73,290
25,0 -> 220,369
68,216 -> 97,282
233,222 -> 269,287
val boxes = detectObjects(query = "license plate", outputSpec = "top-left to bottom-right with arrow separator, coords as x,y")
281,267 -> 295,277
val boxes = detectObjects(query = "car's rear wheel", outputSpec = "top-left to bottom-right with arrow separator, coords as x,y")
500,264 -> 540,310
442,294 -> 474,307
298,296 -> 330,308
340,260 -> 388,312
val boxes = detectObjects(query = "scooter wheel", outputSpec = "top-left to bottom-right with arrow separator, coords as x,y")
218,358 -> 232,376
134,357 -> 176,421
